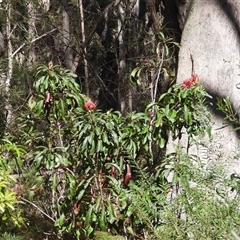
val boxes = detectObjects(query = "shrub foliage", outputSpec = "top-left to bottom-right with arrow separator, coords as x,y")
2,63 -> 240,239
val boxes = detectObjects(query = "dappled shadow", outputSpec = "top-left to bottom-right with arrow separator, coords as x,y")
206,90 -> 240,137
215,0 -> 240,42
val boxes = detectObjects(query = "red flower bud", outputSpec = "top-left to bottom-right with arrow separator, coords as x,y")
84,100 -> 96,111
124,163 -> 131,186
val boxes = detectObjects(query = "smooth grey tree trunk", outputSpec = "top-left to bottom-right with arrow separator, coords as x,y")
172,0 -> 240,175
177,0 -> 240,108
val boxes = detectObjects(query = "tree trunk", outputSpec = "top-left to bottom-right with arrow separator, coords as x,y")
117,2 -> 127,113
173,0 -> 240,176
71,0 -> 122,73
144,0 -> 161,33
5,2 -> 13,130
28,2 -> 36,65
79,0 -> 89,96
62,0 -> 72,69
0,32 -> 4,57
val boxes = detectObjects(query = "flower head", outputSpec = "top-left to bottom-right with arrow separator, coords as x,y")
84,100 -> 96,111
181,74 -> 199,88
181,78 -> 192,88
191,74 -> 199,86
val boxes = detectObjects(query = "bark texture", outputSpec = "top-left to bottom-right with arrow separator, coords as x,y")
177,0 -> 240,109
173,0 -> 240,175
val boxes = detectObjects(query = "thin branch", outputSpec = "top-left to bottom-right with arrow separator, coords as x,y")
9,24 -> 17,38
79,0 -> 89,95
71,0 -> 122,73
12,28 -> 57,58
153,46 -> 165,103
149,46 -> 165,166
20,197 -> 56,223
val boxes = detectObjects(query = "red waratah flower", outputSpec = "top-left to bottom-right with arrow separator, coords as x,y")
181,78 -> 192,88
181,74 -> 199,88
84,100 -> 96,111
191,74 -> 199,86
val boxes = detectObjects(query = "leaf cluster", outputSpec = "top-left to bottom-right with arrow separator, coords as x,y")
0,142 -> 24,234
125,150 -> 240,240
6,63 -> 213,239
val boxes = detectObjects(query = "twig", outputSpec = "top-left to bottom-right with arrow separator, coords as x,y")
12,28 -> 57,57
148,46 -> 165,166
153,46 -> 165,103
71,0 -> 122,73
20,196 -> 56,222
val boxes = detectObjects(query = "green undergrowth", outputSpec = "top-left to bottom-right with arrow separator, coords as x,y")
124,150 -> 240,240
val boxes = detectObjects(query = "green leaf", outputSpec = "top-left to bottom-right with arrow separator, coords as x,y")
89,138 -> 96,154
155,112 -> 163,127
5,202 -> 15,211
77,176 -> 94,201
130,67 -> 144,86
106,176 -> 119,187
107,201 -> 116,224
159,137 -> 166,148
54,214 -> 65,227
181,89 -> 188,99
164,44 -> 169,57
184,104 -> 189,123
52,173 -> 58,192
77,190 -> 85,201
95,196 -> 102,213
159,31 -> 165,39
164,105 -> 170,118
112,131 -> 119,145
102,132 -> 109,144
99,206 -> 107,231
85,205 -> 93,226
0,205 -> 4,213
43,76 -> 49,90
96,140 -> 103,152
86,225 -> 94,236
169,109 -> 177,122
60,99 -> 66,117
105,163 -> 121,173
67,172 -> 75,186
